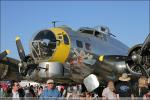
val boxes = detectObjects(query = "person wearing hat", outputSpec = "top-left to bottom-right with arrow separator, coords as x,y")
115,73 -> 134,99
39,79 -> 61,100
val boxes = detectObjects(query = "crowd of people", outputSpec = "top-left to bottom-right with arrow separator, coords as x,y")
102,73 -> 150,100
0,73 -> 150,100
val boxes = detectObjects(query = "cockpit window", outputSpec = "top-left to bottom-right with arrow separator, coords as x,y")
81,30 -> 94,35
95,30 -> 101,37
76,40 -> 83,48
63,34 -> 69,45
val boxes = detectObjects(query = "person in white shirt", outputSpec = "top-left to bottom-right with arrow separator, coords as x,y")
12,81 -> 20,100
7,81 -> 22,100
102,80 -> 117,100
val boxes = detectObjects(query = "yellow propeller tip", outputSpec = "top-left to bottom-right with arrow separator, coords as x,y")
16,36 -> 20,41
99,55 -> 104,62
6,50 -> 11,54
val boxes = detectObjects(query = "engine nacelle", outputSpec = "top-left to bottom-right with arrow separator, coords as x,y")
126,44 -> 150,76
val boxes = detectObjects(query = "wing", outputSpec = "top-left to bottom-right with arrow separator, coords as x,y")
0,57 -> 23,80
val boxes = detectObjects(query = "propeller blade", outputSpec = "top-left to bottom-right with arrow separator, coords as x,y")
16,36 -> 26,61
141,33 -> 150,55
138,64 -> 149,77
0,50 -> 10,61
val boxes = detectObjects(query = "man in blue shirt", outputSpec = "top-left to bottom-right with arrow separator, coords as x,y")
39,79 -> 61,100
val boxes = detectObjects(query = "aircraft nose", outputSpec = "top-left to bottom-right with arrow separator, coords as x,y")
30,28 -> 71,63
30,29 -> 57,61
48,27 -> 71,63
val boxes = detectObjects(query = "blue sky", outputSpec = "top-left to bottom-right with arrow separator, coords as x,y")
0,1 -> 149,59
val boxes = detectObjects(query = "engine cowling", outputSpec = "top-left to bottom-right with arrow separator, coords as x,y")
126,44 -> 150,76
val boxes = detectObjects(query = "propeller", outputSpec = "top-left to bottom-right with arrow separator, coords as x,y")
0,50 -> 10,61
140,33 -> 150,56
128,34 -> 150,77
139,33 -> 150,76
15,36 -> 37,76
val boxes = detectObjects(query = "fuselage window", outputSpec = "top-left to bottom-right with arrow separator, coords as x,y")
76,40 -> 83,48
82,30 -> 94,35
63,34 -> 69,45
85,43 -> 91,50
